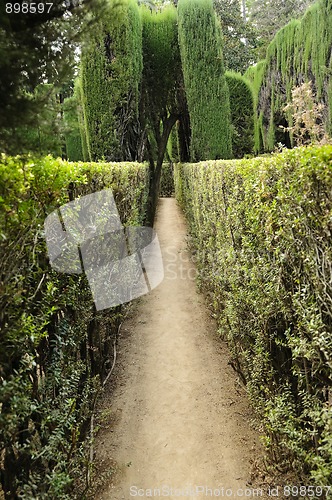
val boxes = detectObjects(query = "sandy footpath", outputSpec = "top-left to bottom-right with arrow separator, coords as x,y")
93,198 -> 266,500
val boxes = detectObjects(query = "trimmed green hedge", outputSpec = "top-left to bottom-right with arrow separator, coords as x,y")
225,71 -> 254,158
177,0 -> 232,161
160,162 -> 175,197
80,0 -> 142,161
63,93 -> 84,162
141,4 -> 180,122
0,155 -> 148,498
175,145 -> 332,485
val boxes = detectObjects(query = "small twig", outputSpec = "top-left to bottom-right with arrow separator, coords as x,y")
102,332 -> 118,388
32,231 -> 39,266
28,273 -> 46,301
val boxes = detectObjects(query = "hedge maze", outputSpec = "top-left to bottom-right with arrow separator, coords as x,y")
1,0 -> 332,496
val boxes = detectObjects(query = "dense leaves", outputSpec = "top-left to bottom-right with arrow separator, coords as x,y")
225,71 -> 254,157
0,0 -> 107,154
8,84 -> 64,157
140,4 -> 184,223
246,0 -> 332,152
80,0 -> 143,162
160,162 -> 175,196
177,0 -> 232,161
0,155 -> 148,498
213,0 -> 257,73
63,89 -> 84,162
175,145 -> 332,485
249,0 -> 312,59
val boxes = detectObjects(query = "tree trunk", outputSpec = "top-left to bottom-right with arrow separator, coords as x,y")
144,113 -> 178,227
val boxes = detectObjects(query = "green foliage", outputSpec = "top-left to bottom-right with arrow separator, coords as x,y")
160,162 -> 175,196
74,78 -> 90,162
174,145 -> 332,484
5,84 -> 63,157
249,0 -> 311,60
141,4 -> 180,120
225,71 -> 254,157
167,123 -> 181,163
81,0 -> 143,161
140,3 -> 182,161
63,94 -> 84,162
250,0 -> 332,152
245,60 -> 266,153
177,0 -> 232,161
140,4 -> 184,224
213,0 -> 257,73
0,155 -> 148,497
0,0 -> 107,153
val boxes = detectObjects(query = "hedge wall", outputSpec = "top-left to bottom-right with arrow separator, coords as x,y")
63,93 -> 84,162
177,0 -> 232,161
160,162 -> 175,197
0,155 -> 148,498
80,0 -> 142,162
246,0 -> 332,152
225,71 -> 254,158
141,5 -> 180,118
175,145 -> 332,485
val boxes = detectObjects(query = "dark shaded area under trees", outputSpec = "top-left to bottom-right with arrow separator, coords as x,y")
0,0 -> 108,153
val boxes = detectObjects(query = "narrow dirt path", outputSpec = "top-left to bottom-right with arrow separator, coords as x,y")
93,198 -> 266,499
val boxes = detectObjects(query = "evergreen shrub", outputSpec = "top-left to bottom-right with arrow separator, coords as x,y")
63,94 -> 84,162
160,162 -> 175,197
175,145 -> 332,483
225,71 -> 254,158
81,0 -> 143,161
177,0 -> 232,161
0,155 -> 148,497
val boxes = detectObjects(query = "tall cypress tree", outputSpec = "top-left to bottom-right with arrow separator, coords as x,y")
140,5 -> 186,224
80,0 -> 143,161
178,0 -> 232,161
225,71 -> 254,157
63,91 -> 84,162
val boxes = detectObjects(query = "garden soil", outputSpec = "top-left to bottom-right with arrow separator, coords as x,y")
92,198 -> 268,499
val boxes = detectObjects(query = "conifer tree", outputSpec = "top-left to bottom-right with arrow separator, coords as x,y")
140,5 -> 185,224
225,71 -> 254,157
80,0 -> 143,161
178,0 -> 232,160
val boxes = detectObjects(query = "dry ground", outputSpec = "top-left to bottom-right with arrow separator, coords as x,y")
92,198 -> 268,499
